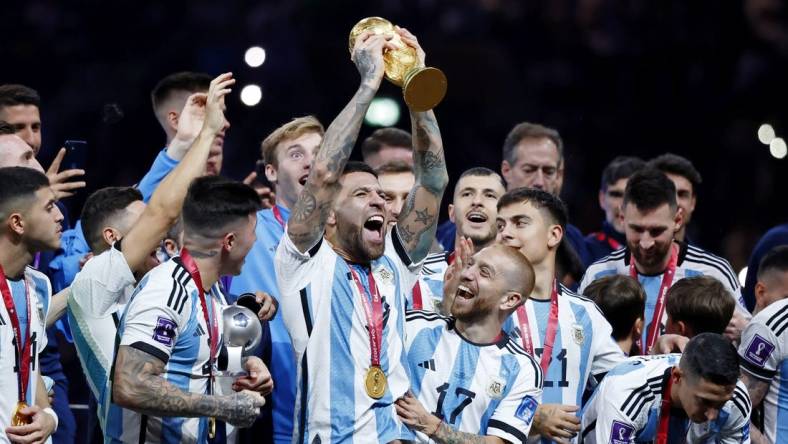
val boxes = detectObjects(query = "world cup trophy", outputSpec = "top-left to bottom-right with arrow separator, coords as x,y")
349,17 -> 447,112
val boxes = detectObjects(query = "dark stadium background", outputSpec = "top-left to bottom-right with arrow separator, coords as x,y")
3,0 -> 788,272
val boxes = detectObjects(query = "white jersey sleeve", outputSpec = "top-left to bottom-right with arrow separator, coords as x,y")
588,398 -> 639,444
486,364 -> 543,444
275,230 -> 334,296
70,245 -> 135,317
385,226 -> 424,291
119,270 -> 192,362
739,316 -> 782,381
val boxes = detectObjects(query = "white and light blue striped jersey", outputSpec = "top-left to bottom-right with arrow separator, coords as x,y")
105,257 -> 225,444
738,297 -> 788,444
0,267 -> 51,444
579,243 -> 750,347
580,354 -> 751,444
275,229 -> 422,444
409,251 -> 451,313
404,310 -> 543,443
68,245 -> 136,431
505,285 -> 626,410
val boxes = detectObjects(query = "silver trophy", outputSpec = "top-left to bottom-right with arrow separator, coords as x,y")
215,295 -> 262,376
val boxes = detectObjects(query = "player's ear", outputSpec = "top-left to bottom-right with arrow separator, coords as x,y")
633,317 -> 644,338
501,291 -> 523,311
223,232 -> 236,251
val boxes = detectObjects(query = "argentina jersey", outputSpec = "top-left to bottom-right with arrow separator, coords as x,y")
105,257 -> 225,444
68,245 -> 136,431
0,267 -> 51,443
505,284 -> 625,409
410,251 -> 451,312
580,354 -> 751,444
405,310 -> 543,443
275,229 -> 422,444
579,243 -> 750,348
738,297 -> 788,444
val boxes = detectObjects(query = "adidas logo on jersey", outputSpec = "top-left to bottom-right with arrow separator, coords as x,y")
0,313 -> 5,326
193,324 -> 206,337
418,359 -> 436,371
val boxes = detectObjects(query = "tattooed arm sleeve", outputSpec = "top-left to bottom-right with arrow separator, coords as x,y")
395,110 -> 449,263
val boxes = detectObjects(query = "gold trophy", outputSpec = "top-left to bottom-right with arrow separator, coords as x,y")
349,17 -> 447,112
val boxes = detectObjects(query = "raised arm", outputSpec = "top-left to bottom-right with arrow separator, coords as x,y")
287,32 -> 392,252
112,345 -> 264,427
394,29 -> 449,263
121,73 -> 234,271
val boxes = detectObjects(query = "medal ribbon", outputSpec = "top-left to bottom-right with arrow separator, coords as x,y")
629,244 -> 678,353
0,264 -> 32,402
516,280 -> 559,374
350,267 -> 383,368
180,249 -> 220,371
656,370 -> 675,444
411,282 -> 423,310
272,206 -> 286,230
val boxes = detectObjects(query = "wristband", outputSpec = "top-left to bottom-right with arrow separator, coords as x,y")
42,407 -> 59,431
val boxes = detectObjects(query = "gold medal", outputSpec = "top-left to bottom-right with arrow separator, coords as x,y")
208,417 -> 216,439
12,401 -> 31,426
365,366 -> 387,399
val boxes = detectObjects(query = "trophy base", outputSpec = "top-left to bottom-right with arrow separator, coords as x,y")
402,67 -> 447,112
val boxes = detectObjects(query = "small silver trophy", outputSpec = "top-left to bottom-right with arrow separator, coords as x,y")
215,294 -> 262,376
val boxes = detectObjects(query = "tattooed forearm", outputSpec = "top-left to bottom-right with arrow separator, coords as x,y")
112,346 -> 261,427
286,84 -> 377,253
414,207 -> 435,225
431,421 -> 496,444
395,110 -> 448,262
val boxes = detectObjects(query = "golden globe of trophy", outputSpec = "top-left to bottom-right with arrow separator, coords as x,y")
349,17 -> 447,112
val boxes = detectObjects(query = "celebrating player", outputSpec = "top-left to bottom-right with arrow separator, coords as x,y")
0,167 -> 63,444
580,168 -> 750,346
397,244 -> 543,443
109,176 -> 271,443
494,187 -> 625,443
580,333 -> 743,444
275,27 -> 448,442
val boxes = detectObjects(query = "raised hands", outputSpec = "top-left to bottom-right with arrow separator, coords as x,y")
351,30 -> 396,88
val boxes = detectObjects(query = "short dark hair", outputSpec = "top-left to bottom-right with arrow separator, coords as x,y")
0,120 -> 16,135
758,245 -> 788,282
150,72 -> 212,112
623,168 -> 677,212
583,275 -> 645,341
0,84 -> 41,112
502,122 -> 564,165
375,160 -> 413,176
342,160 -> 378,178
648,153 -> 702,193
80,187 -> 143,252
600,156 -> 646,191
182,176 -> 262,238
680,333 -> 740,386
497,187 -> 568,230
665,276 -> 735,335
456,167 -> 506,192
361,128 -> 412,160
0,167 -> 50,218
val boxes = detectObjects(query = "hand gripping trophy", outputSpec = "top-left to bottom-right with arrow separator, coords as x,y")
349,17 -> 447,112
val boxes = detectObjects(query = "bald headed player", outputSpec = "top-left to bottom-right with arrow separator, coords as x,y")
398,245 -> 543,443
